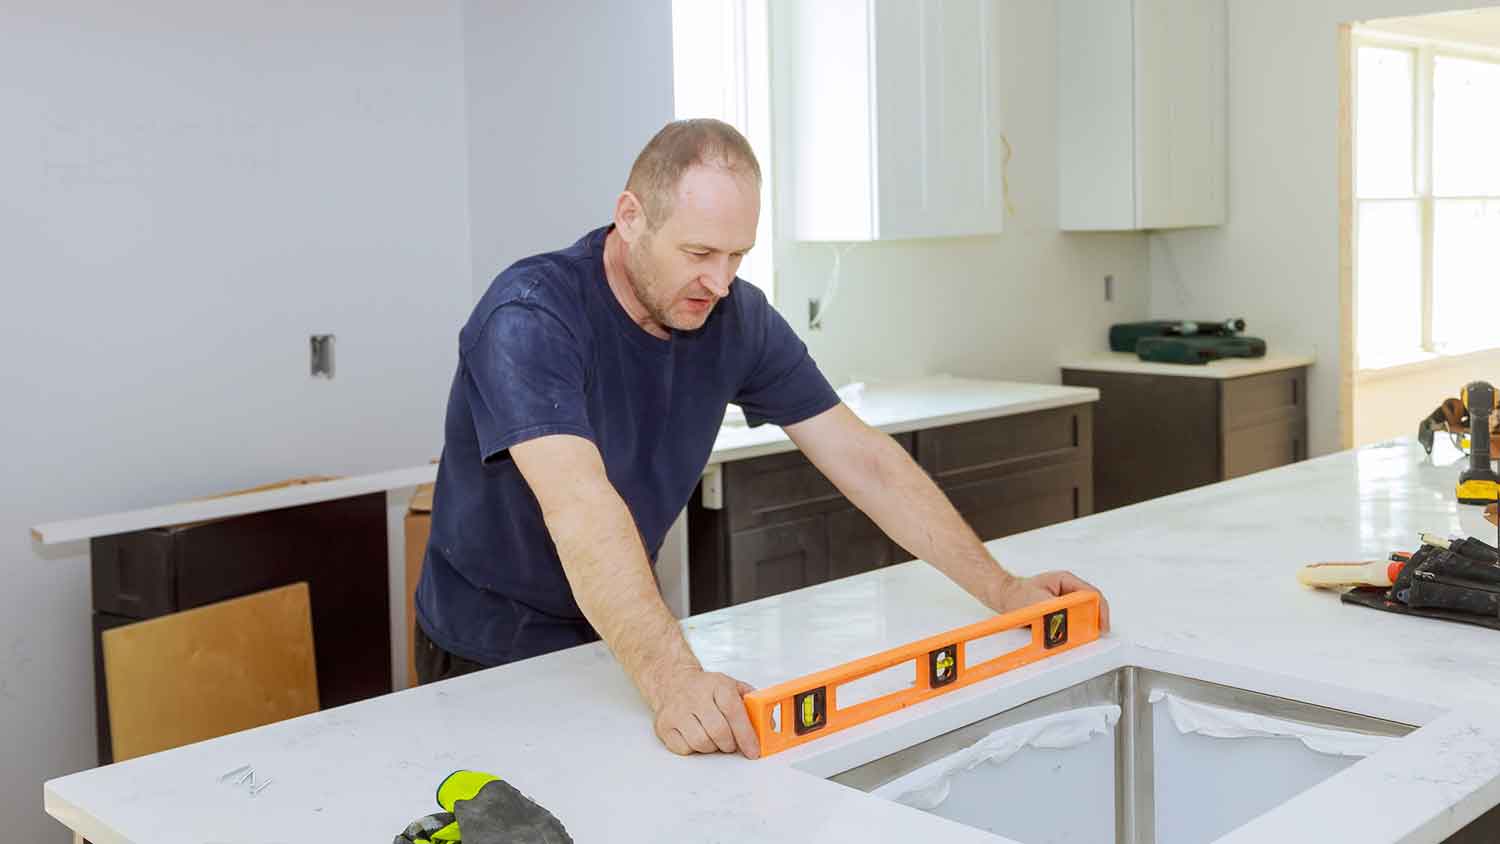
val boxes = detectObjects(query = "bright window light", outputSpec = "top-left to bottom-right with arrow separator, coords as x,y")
671,0 -> 776,307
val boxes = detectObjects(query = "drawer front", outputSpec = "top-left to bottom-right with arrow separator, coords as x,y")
728,516 -> 830,605
1221,368 -> 1306,429
915,405 -> 1092,485
726,433 -> 913,532
1224,417 -> 1306,480
942,462 -> 1091,543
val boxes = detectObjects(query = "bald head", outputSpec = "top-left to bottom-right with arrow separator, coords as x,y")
625,119 -> 762,231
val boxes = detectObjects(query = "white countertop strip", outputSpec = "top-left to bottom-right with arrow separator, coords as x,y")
1060,351 -> 1315,379
29,464 -> 438,545
32,375 -> 1096,544
709,375 -> 1098,464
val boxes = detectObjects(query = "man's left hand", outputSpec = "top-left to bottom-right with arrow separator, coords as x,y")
986,571 -> 1111,634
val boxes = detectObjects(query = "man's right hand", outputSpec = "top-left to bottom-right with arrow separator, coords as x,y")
647,667 -> 761,759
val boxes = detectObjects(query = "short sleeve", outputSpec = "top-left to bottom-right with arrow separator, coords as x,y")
733,299 -> 840,428
460,303 -> 595,463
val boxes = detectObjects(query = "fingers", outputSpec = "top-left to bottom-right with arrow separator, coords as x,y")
717,681 -> 761,759
676,715 -> 718,754
657,723 -> 692,756
694,706 -> 738,755
654,673 -> 765,757
1040,570 -> 1111,634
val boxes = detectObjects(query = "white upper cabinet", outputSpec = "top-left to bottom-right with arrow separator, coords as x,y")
778,0 -> 1004,241
1057,0 -> 1227,231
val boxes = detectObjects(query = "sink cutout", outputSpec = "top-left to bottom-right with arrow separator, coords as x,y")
826,667 -> 1422,844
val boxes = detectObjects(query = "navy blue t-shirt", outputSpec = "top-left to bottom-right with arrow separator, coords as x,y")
415,225 -> 840,665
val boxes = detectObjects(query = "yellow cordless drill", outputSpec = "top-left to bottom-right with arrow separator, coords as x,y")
1457,381 -> 1500,505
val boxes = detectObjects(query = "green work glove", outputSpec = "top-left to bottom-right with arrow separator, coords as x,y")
392,811 -> 458,844
395,770 -> 572,844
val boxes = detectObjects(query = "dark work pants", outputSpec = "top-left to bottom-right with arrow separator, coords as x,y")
413,611 -> 602,685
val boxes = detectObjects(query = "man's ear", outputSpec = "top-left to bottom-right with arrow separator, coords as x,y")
614,190 -> 647,243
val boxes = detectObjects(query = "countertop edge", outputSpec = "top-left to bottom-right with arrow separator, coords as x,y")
1060,354 -> 1316,379
708,389 -> 1099,466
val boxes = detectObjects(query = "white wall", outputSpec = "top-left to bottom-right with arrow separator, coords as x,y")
1147,0 -> 1500,456
462,0 -> 674,297
772,0 -> 1151,387
0,3 -> 472,840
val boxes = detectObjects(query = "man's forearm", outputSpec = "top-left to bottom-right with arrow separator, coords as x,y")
541,485 -> 699,710
837,428 -> 1018,606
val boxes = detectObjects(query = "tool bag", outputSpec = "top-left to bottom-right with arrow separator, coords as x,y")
1342,539 -> 1500,630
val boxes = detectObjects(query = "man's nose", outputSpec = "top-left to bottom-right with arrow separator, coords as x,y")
702,258 -> 734,297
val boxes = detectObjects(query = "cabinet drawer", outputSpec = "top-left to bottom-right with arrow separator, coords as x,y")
726,433 -> 913,532
1224,417 -> 1306,480
1221,368 -> 1305,429
942,462 -> 1092,543
728,516 -> 830,605
915,406 -> 1092,484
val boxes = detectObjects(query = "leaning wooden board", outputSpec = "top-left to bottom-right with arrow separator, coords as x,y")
102,583 -> 318,762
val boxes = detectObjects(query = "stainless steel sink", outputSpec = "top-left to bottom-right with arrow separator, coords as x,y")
830,667 -> 1499,843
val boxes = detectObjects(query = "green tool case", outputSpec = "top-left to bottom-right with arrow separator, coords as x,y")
1135,336 -> 1267,365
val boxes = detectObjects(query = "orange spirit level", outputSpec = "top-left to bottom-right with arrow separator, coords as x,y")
743,591 -> 1102,757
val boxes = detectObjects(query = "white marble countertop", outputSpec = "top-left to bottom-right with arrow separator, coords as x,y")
1060,351 -> 1315,379
43,439 -> 1500,843
708,374 -> 1098,464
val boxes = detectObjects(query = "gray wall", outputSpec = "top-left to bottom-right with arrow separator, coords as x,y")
0,2 -> 472,840
462,0 -> 675,296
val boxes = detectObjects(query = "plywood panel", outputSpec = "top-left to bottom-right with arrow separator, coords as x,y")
103,583 -> 318,762
404,492 -> 433,688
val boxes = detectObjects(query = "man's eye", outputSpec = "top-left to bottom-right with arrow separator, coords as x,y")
688,250 -> 710,258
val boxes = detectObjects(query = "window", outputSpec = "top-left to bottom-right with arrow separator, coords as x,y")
670,0 -> 775,305
1354,35 -> 1500,369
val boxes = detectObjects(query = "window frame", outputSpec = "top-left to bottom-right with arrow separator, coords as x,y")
1353,29 -> 1500,371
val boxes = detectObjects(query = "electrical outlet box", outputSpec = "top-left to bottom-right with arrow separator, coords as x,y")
310,335 -> 335,378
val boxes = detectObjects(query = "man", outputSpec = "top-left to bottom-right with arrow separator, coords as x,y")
415,119 -> 1110,760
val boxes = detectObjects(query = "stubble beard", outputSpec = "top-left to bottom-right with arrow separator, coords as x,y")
623,232 -> 681,332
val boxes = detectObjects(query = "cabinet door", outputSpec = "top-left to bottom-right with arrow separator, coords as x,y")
1057,0 -> 1225,230
1062,369 -> 1218,511
728,516 -> 829,605
1057,0 -> 1136,231
873,0 -> 1003,239
827,508 -> 903,581
1135,0 -> 1227,228
942,463 -> 1090,542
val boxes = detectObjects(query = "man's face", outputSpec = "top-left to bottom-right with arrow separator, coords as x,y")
622,165 -> 759,332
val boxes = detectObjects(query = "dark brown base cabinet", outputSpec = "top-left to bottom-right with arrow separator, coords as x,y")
1060,366 -> 1308,513
687,404 -> 1094,613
